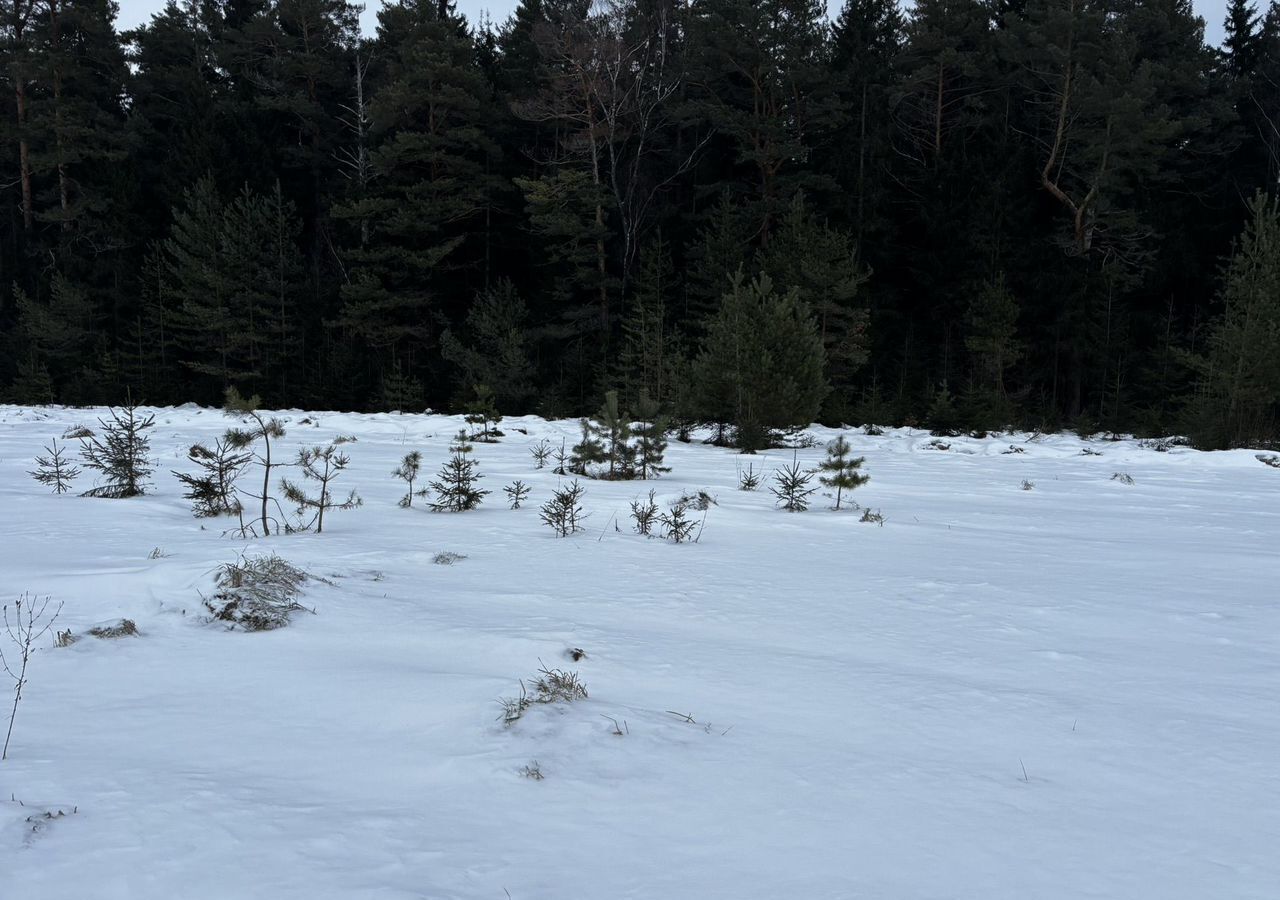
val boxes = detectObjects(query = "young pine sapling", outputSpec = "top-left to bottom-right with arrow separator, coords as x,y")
281,441 -> 363,533
393,450 -> 426,508
818,434 -> 869,510
172,438 -> 251,517
223,388 -> 289,537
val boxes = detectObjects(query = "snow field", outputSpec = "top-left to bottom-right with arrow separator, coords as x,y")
1,405 -> 1278,899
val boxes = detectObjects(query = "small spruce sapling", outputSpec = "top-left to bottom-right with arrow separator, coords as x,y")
771,452 -> 818,512
393,451 -> 426,507
223,388 -> 289,536
630,489 -> 659,535
540,480 -> 587,536
632,393 -> 669,479
551,438 -> 571,475
29,439 -> 80,493
530,439 -> 553,469
505,480 -> 531,509
738,462 -> 761,491
281,441 -> 363,533
818,434 -> 869,510
172,438 -> 251,517
570,419 -> 606,475
78,401 -> 155,498
659,501 -> 699,543
429,431 -> 490,512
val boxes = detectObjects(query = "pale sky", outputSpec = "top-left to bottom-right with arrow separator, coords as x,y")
113,0 -> 1231,46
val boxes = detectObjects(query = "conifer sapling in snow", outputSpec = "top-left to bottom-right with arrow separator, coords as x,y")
172,438 -> 251,517
281,440 -> 362,533
818,434 -> 869,510
79,401 -> 156,498
463,384 -> 503,442
223,387 -> 288,537
504,480 -> 531,509
771,452 -> 818,512
540,480 -> 587,536
392,450 -> 426,508
530,439 -> 553,469
429,431 -> 489,512
570,419 -> 607,476
29,439 -> 80,493
631,393 -> 669,479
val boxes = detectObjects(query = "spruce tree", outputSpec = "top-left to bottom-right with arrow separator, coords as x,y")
29,439 -> 80,494
429,430 -> 489,511
631,393 -> 670,480
818,434 -> 869,510
79,401 -> 156,499
1186,192 -> 1280,448
692,272 -> 829,451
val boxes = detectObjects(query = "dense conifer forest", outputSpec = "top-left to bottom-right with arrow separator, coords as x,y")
2,0 -> 1279,448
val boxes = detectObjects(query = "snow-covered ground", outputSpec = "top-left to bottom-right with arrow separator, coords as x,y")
1,404 -> 1277,899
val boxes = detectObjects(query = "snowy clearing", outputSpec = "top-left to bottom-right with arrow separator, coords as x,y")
1,405 -> 1278,899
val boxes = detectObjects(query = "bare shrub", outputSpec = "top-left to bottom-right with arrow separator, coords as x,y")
61,425 -> 94,440
1020,479 -> 1035,491
87,619 -> 139,639
3,594 -> 62,759
678,490 -> 716,511
1111,472 -> 1136,485
860,508 -> 885,526
432,551 -> 467,565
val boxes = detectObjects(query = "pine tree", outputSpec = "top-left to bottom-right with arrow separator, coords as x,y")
171,438 -> 251,517
586,390 -> 634,479
79,401 -> 156,498
223,387 -> 289,536
818,434 -> 869,510
281,440 -> 363,533
392,450 -> 425,508
429,430 -> 489,511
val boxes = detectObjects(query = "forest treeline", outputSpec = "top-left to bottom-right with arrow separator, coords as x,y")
3,0 -> 1280,449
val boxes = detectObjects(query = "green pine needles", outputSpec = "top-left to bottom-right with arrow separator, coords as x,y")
818,434 -> 869,510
